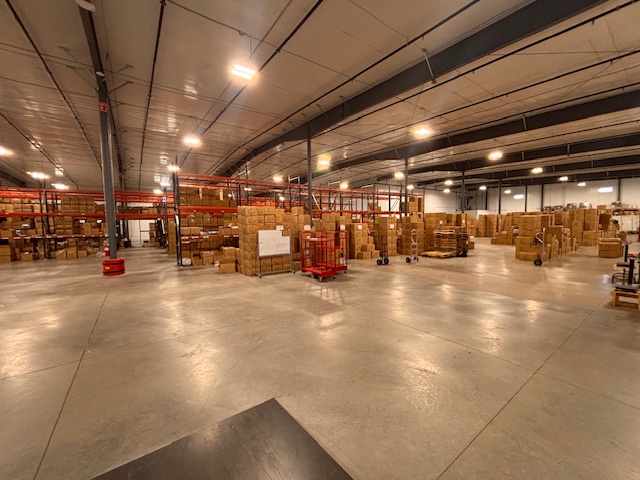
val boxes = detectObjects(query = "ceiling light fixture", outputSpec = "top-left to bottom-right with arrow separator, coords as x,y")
479,185 -> 487,191
273,174 -> 283,183
54,168 -> 64,177
394,171 -> 404,179
416,128 -> 431,136
167,165 -> 180,172
318,158 -> 330,167
598,186 -> 613,193
159,181 -> 170,187
514,194 -> 524,200
444,179 -> 453,186
28,171 -> 48,180
278,195 -> 285,201
407,184 -> 414,190
531,167 -> 543,174
153,189 -> 163,195
559,176 -> 569,182
578,182 -> 587,187
504,189 -> 512,194
443,188 -> 451,193
231,64 -> 256,80
339,181 -> 349,190
488,151 -> 503,161
183,136 -> 200,146
0,146 -> 13,156
244,187 -> 252,192
51,183 -> 68,190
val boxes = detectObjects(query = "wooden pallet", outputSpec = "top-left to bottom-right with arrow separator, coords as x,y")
611,289 -> 640,310
421,251 -> 456,258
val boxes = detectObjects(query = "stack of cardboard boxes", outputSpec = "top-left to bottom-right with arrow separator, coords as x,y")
399,215 -> 424,255
237,206 -> 298,277
399,197 -> 424,213
373,216 -> 397,257
345,222 -> 368,259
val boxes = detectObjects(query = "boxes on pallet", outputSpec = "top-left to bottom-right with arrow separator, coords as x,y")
598,239 -> 623,258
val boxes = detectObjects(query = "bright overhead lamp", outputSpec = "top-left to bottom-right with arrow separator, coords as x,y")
504,189 -> 512,194
577,182 -> 587,187
153,189 -> 163,195
558,176 -> 569,182
243,187 -> 252,192
278,195 -> 285,201
183,136 -> 200,146
54,167 -> 64,177
394,171 -> 404,179
167,165 -> 180,172
231,64 -> 256,80
598,186 -> 613,193
159,181 -> 171,187
443,188 -> 451,193
51,183 -> 68,190
339,181 -> 349,190
479,185 -> 487,191
514,194 -> 524,200
318,158 -> 330,167
488,150 -> 503,161
444,179 -> 453,186
0,146 -> 12,156
415,128 -> 432,136
273,174 -> 283,183
531,167 -> 543,174
407,184 -> 414,190
28,171 -> 48,180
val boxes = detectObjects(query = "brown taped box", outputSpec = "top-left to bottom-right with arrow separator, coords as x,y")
219,263 -> 236,274
0,255 -> 12,263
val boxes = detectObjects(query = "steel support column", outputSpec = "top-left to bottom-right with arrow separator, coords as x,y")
461,171 -> 466,213
498,179 -> 502,214
525,185 -> 528,212
404,158 -> 409,216
306,124 -> 313,227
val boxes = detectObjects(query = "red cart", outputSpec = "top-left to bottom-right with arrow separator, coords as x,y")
300,231 -> 348,281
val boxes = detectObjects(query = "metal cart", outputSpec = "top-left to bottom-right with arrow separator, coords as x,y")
377,234 -> 389,265
533,228 -> 547,266
300,231 -> 348,282
406,229 -> 419,263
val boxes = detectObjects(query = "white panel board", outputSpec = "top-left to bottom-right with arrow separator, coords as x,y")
258,230 -> 291,257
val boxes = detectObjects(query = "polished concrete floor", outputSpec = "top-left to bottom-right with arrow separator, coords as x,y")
1,239 -> 639,479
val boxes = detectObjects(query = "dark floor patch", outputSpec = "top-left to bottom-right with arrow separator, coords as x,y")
93,399 -> 352,480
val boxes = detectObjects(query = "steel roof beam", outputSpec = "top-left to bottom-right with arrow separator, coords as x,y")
377,132 -> 640,181
0,169 -> 26,187
232,0 -> 608,175
418,154 -> 640,185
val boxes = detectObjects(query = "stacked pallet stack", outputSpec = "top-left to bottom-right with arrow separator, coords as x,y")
399,215 -> 424,255
434,226 -> 468,256
373,216 -> 397,257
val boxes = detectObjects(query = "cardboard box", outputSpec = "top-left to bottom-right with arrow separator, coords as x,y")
219,262 -> 236,274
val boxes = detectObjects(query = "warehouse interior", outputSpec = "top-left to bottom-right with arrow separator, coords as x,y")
1,0 -> 640,479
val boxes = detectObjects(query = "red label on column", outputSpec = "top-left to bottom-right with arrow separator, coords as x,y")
99,102 -> 108,112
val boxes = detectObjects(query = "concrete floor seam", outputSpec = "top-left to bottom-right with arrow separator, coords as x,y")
32,280 -> 113,480
434,309 -> 595,479
83,317 -> 259,361
0,360 -> 83,383
343,295 -> 543,373
534,371 -> 640,413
